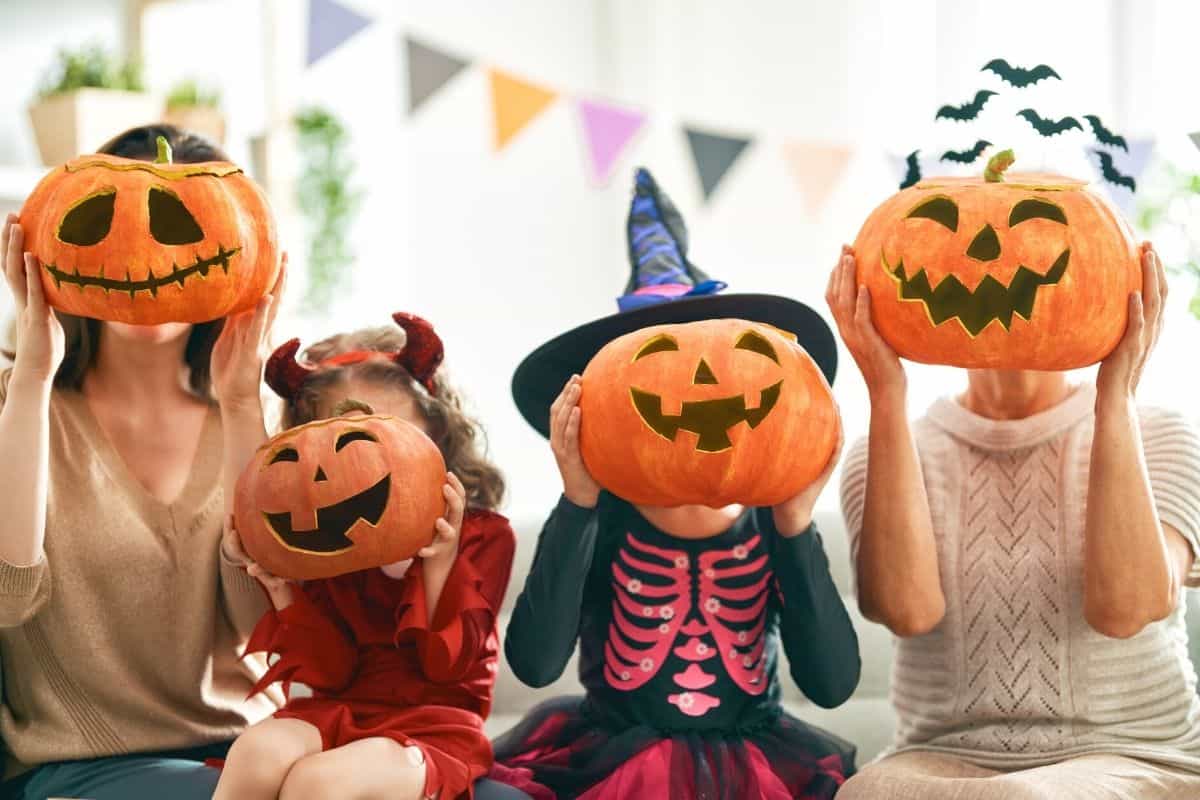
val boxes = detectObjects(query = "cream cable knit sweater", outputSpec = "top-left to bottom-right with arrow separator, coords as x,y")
841,385 -> 1200,772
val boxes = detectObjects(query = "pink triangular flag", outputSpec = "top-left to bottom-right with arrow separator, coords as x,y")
783,141 -> 854,216
577,98 -> 647,185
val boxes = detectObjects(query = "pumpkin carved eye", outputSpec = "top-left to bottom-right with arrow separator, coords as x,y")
633,334 -> 679,361
148,186 -> 205,245
269,447 -> 300,465
335,430 -> 378,451
906,196 -> 959,232
1009,198 -> 1067,227
57,189 -> 116,246
734,330 -> 780,364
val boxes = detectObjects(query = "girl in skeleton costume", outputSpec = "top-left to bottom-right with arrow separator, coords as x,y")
214,314 -> 518,800
491,169 -> 860,800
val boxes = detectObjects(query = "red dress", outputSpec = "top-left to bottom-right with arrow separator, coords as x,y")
244,510 -> 516,800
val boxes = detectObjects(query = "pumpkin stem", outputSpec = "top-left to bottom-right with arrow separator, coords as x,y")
332,398 -> 374,416
155,136 -> 173,164
984,149 -> 1015,182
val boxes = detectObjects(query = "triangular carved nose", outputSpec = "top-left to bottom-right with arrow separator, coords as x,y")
967,223 -> 1001,261
693,358 -> 719,385
314,466 -> 328,482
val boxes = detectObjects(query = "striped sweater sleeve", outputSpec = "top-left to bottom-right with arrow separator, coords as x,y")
837,435 -> 870,593
1140,407 -> 1200,586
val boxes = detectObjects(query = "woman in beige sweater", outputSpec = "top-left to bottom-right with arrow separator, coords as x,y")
0,125 -> 284,800
829,243 -> 1200,799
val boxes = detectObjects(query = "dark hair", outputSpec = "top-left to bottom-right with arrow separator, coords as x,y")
53,124 -> 229,398
282,327 -> 507,512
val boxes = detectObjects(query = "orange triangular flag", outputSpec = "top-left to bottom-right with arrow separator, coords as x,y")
782,141 -> 854,216
488,68 -> 557,150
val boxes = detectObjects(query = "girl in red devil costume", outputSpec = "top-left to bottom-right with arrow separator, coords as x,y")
214,314 -> 517,800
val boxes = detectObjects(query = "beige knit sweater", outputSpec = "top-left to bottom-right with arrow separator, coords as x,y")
841,385 -> 1200,772
0,371 -> 278,778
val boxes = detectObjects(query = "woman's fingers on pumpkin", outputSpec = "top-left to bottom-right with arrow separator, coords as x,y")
24,254 -> 47,317
4,221 -> 26,306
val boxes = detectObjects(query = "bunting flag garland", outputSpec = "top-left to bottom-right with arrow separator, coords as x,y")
1088,138 -> 1154,216
782,141 -> 853,215
576,98 -> 648,185
404,36 -> 470,114
1190,132 -> 1200,153
685,127 -> 752,202
488,69 -> 558,151
307,0 -> 372,67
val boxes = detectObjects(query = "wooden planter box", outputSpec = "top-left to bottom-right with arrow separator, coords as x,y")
28,89 -> 162,166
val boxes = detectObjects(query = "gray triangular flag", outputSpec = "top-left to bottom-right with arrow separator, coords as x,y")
684,127 -> 751,202
1190,131 -> 1200,153
404,36 -> 470,114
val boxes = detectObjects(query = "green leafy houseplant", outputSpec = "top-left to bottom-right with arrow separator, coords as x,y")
37,44 -> 143,98
166,80 -> 220,111
1137,161 -> 1200,320
294,107 -> 362,313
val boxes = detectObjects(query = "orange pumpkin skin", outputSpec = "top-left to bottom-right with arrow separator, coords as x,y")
234,414 -> 446,581
20,153 -> 278,324
579,319 -> 839,508
853,172 -> 1139,369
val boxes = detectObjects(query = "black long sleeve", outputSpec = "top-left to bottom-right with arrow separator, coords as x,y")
504,495 -> 600,688
761,510 -> 861,708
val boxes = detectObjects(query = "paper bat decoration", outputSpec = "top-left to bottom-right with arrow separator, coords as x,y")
941,140 -> 992,164
1084,115 -> 1129,152
935,90 -> 997,122
982,59 -> 1061,88
1017,109 -> 1082,137
1092,149 -> 1136,191
899,150 -> 922,189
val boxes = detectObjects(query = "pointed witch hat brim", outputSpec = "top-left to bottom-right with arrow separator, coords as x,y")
511,168 -> 837,438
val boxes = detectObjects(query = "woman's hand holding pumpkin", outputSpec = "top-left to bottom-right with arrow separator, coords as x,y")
551,375 -> 601,508
1096,243 -> 1164,408
826,245 -> 905,401
771,417 -> 843,536
2,215 -> 64,386
211,253 -> 287,411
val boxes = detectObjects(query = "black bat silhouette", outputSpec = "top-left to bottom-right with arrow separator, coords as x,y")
935,90 -> 997,122
1084,115 -> 1128,151
1092,150 -> 1136,192
899,150 -> 922,190
941,140 -> 992,164
1017,109 -> 1082,137
982,59 -> 1061,87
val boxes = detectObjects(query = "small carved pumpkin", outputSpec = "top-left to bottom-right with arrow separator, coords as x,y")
19,137 -> 278,324
579,318 -> 839,508
853,152 -> 1139,369
234,408 -> 446,580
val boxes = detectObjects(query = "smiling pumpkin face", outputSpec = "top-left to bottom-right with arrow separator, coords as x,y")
234,412 -> 446,580
579,318 -> 839,508
853,171 -> 1140,369
19,139 -> 278,324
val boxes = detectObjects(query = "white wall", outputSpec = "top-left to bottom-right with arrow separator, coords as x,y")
1,0 -> 1198,525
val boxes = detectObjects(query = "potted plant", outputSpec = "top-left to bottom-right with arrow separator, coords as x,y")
27,44 -> 160,166
163,80 -> 225,145
1137,161 -> 1200,320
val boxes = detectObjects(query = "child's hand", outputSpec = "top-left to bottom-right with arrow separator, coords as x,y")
246,561 -> 295,611
211,253 -> 288,411
551,375 -> 601,508
771,417 -> 843,537
419,472 -> 466,575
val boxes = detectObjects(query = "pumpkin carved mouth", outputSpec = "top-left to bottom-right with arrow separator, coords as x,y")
629,381 -> 782,453
883,248 -> 1069,336
42,244 -> 241,299
263,474 -> 391,554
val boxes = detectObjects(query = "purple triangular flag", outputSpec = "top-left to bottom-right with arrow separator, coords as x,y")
1089,138 -> 1154,217
307,0 -> 372,67
577,99 -> 647,185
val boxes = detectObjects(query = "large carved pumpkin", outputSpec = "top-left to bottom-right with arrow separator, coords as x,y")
853,153 -> 1139,369
20,137 -> 278,324
579,318 -> 839,508
234,409 -> 446,580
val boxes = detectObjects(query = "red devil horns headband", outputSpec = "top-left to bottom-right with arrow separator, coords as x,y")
264,312 -> 445,400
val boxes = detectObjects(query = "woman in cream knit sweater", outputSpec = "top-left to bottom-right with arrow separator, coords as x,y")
0,125 -> 284,800
829,243 -> 1200,799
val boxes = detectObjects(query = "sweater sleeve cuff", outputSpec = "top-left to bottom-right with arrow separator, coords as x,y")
0,555 -> 47,597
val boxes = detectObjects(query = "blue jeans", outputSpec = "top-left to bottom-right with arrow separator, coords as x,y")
3,742 -> 227,800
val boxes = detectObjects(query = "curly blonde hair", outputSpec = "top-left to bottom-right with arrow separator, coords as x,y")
282,325 -> 505,511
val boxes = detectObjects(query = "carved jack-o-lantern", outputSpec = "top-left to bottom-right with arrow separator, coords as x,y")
853,154 -> 1139,369
579,318 -> 839,508
234,409 -> 446,580
19,137 -> 278,324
